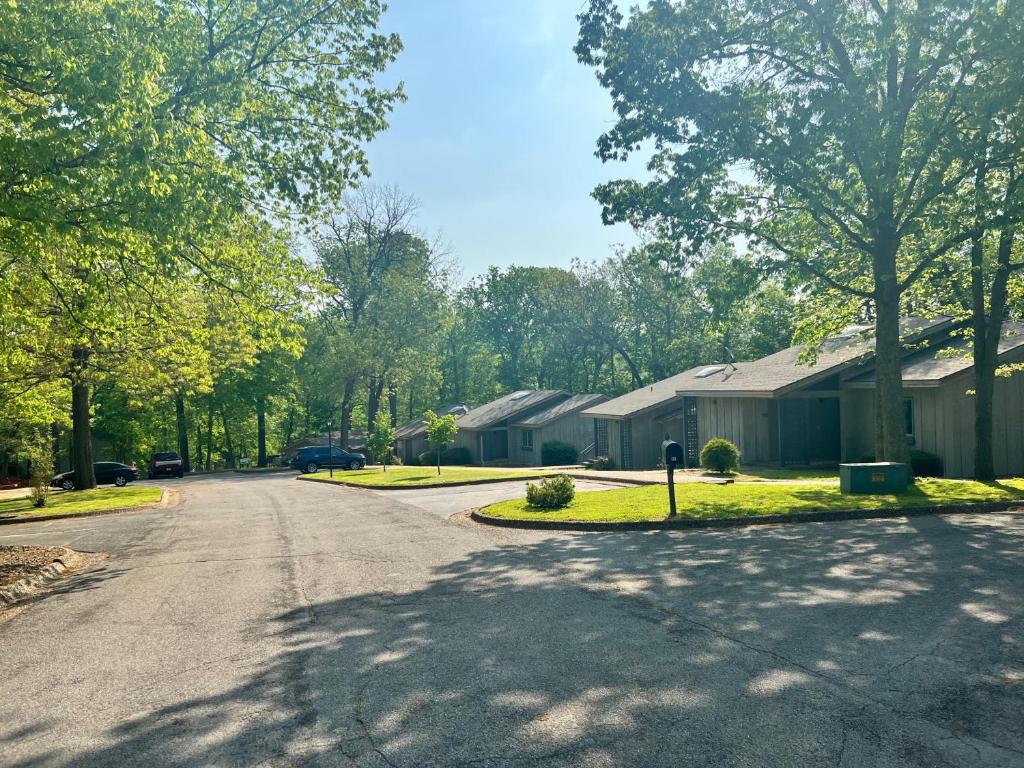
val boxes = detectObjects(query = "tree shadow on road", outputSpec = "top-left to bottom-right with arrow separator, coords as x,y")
9,512 -> 1024,767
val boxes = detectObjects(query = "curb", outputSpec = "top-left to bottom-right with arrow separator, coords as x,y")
297,474 -> 558,491
470,499 -> 1024,532
0,487 -> 172,527
0,558 -> 71,608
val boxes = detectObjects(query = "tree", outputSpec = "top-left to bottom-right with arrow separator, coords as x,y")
576,0 -> 1022,463
367,418 -> 396,472
1,0 -> 402,488
424,410 -> 458,476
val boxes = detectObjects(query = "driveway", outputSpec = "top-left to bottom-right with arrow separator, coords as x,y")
0,474 -> 1021,767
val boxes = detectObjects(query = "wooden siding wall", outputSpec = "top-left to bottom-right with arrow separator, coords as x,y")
508,413 -> 596,466
840,389 -> 874,462
841,373 -> 1024,477
696,397 -> 778,465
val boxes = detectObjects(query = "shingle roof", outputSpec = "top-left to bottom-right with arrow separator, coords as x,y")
456,390 -> 569,430
847,322 -> 1024,387
582,316 -> 956,418
512,393 -> 609,427
395,404 -> 470,440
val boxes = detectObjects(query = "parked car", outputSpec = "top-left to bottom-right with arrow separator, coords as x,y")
290,445 -> 366,473
149,451 -> 184,478
52,462 -> 140,490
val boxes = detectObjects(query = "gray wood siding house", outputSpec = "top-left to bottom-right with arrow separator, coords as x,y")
507,393 -> 609,465
394,405 -> 469,464
453,390 -> 573,465
842,324 -> 1024,477
581,316 -> 1024,478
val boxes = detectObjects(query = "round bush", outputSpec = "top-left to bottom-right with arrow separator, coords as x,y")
525,475 -> 576,509
540,440 -> 578,466
910,450 -> 943,477
700,438 -> 740,473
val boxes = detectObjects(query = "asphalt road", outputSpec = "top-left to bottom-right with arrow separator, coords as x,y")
1,474 -> 1022,768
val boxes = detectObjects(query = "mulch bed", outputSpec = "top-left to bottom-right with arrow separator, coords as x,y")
0,546 -> 92,589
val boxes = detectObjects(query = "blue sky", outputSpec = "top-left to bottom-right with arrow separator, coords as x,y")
364,0 -> 647,276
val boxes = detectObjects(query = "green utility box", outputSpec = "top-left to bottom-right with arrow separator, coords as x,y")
840,462 -> 910,494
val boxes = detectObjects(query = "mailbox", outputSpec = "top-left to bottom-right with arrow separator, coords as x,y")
663,439 -> 684,466
662,436 -> 683,517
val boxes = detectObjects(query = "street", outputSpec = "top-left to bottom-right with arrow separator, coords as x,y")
1,473 -> 1022,767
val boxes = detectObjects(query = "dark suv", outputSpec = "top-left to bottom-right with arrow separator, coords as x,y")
291,446 -> 366,473
149,451 -> 184,478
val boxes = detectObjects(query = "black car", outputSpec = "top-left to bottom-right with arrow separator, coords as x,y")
52,462 -> 140,490
291,446 -> 366,473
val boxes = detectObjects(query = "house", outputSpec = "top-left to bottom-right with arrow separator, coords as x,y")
394,404 -> 470,464
581,316 -> 1024,477
843,323 -> 1024,477
507,393 -> 609,465
453,390 -> 573,465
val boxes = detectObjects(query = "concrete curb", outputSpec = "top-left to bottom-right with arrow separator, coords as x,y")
296,474 -> 558,491
470,499 -> 1024,532
0,558 -> 71,608
0,487 -> 171,527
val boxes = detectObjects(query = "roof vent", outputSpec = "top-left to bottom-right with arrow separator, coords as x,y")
695,365 -> 726,379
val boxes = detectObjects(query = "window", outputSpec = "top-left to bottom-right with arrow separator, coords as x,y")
521,430 -> 534,451
904,398 -> 915,444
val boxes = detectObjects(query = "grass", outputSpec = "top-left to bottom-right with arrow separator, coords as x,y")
0,486 -> 164,520
482,477 -> 1024,523
302,465 -> 560,487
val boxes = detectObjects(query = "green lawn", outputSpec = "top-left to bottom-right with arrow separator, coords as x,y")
302,465 -> 559,487
0,486 -> 164,520
732,468 -> 840,482
482,478 -> 1024,523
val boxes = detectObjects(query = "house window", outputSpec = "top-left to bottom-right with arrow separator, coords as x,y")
904,398 -> 915,444
521,430 -> 534,451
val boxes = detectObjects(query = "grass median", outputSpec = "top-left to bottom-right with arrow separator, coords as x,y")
0,486 -> 164,521
302,465 -> 559,488
482,477 -> 1024,523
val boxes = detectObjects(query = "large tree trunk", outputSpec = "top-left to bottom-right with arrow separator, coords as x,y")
205,400 -> 214,470
175,393 -> 191,473
340,377 -> 355,449
388,384 -> 398,428
256,397 -> 268,467
220,404 -> 235,468
367,375 -> 383,431
972,218 -> 1016,481
70,346 -> 96,490
871,241 -> 909,465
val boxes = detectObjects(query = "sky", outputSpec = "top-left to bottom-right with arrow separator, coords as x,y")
363,0 -> 648,276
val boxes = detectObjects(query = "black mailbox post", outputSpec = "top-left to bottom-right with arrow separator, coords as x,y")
662,436 -> 684,517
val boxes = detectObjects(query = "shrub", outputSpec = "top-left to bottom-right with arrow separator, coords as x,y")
26,438 -> 54,508
417,446 -> 474,466
910,449 -> 943,477
700,438 -> 740,473
405,453 -> 420,466
525,474 -> 576,509
540,441 -> 578,466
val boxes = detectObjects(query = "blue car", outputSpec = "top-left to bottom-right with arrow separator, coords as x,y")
290,445 -> 366,474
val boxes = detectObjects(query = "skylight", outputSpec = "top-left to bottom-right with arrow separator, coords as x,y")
695,365 -> 725,379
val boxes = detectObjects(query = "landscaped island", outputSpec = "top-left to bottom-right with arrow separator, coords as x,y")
0,487 -> 163,522
481,478 -> 1024,523
301,466 -> 560,488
